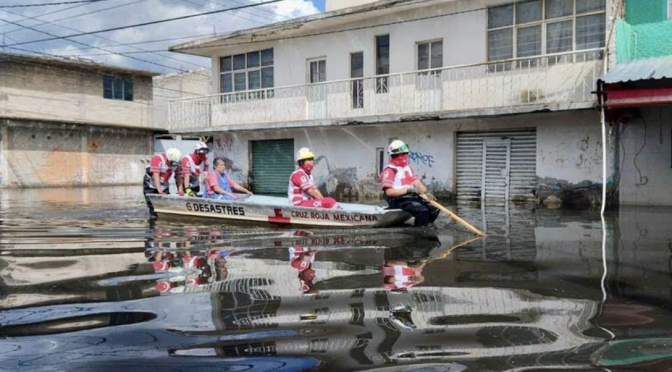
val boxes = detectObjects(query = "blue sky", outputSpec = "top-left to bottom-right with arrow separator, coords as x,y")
311,0 -> 326,12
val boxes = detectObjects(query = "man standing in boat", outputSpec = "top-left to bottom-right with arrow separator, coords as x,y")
288,147 -> 339,209
203,158 -> 253,200
379,140 -> 439,227
143,147 -> 182,217
177,141 -> 210,197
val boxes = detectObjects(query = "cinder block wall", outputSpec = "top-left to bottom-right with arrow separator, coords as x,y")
0,60 -> 155,128
1,119 -> 154,188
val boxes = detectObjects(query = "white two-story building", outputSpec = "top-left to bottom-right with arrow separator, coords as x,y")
168,0 -> 615,208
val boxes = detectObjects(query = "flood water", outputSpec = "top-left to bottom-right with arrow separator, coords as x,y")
1,187 -> 671,372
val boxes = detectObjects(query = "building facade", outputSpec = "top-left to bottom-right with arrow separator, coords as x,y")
0,53 -> 162,188
601,0 -> 672,206
167,0 -> 618,208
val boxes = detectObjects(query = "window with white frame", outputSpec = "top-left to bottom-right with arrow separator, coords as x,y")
487,0 -> 606,68
219,49 -> 273,97
417,40 -> 443,72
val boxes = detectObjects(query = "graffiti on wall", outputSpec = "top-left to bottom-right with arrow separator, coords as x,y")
410,151 -> 435,168
216,134 -> 234,153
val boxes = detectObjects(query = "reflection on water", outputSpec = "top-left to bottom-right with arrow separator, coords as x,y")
1,187 -> 672,371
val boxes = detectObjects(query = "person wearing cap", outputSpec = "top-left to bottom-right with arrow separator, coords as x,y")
203,157 -> 253,200
288,147 -> 338,209
177,141 -> 210,197
379,140 -> 439,227
143,147 -> 182,217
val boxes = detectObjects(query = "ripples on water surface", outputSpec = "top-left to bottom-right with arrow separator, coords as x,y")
1,187 -> 672,371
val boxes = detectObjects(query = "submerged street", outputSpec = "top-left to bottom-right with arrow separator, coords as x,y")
0,187 -> 671,371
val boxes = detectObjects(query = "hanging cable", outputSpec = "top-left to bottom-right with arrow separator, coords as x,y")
1,0 -> 285,47
0,6 -> 209,72
0,0 -> 111,9
634,117 -> 649,187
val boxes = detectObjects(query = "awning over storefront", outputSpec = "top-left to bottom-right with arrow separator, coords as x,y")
601,56 -> 672,107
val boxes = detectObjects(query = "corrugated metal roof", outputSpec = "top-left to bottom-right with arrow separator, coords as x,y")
602,56 -> 672,84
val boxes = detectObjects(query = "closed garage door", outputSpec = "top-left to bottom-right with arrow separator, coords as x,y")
251,139 -> 295,195
456,130 -> 537,203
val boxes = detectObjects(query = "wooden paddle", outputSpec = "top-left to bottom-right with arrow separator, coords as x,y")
419,194 -> 487,236
429,236 -> 484,261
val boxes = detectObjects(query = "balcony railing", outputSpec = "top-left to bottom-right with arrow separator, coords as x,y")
168,49 -> 604,131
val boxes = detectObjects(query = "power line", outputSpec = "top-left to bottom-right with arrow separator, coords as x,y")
0,0 -> 111,9
0,15 -> 204,73
50,32 -> 224,51
71,4 -> 484,57
177,0 -> 268,26
214,0 -> 288,22
0,0 -> 147,35
2,0 -> 285,47
0,6 -> 209,72
1,48 -> 210,98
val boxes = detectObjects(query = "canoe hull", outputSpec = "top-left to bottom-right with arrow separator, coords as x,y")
148,195 -> 411,228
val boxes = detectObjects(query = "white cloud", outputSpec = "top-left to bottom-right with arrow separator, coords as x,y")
0,0 -> 320,73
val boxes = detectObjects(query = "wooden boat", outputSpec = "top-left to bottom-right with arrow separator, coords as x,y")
148,194 -> 412,228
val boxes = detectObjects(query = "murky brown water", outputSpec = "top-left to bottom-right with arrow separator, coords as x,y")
1,187 -> 671,371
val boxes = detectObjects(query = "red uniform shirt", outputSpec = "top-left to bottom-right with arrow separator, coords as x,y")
288,169 -> 317,205
379,165 -> 418,190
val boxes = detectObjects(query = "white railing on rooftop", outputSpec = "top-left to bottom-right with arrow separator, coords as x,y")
168,49 -> 604,131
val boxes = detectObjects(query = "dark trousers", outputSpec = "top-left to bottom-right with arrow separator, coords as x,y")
386,194 -> 440,227
143,185 -> 168,217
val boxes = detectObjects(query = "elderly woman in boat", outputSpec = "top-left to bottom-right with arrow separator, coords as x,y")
203,158 -> 253,200
289,147 -> 339,209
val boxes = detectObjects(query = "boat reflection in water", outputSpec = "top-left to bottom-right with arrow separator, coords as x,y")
153,230 -> 605,371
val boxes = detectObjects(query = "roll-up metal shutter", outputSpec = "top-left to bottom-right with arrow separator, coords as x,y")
251,139 -> 295,195
456,130 -> 537,203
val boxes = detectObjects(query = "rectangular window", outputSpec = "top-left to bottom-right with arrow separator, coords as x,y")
103,75 -> 133,101
417,40 -> 443,71
309,59 -> 327,84
669,0 -> 672,19
219,48 -> 273,95
376,34 -> 389,93
487,0 -> 606,68
351,52 -> 364,109
376,147 -> 385,174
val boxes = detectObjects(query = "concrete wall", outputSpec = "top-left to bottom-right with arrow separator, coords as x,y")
210,1 -> 489,93
0,119 -> 153,188
617,107 -> 672,206
153,69 -> 211,127
211,110 -> 610,207
0,60 -> 155,129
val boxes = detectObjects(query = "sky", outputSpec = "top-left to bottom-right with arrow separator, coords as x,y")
0,0 -> 325,73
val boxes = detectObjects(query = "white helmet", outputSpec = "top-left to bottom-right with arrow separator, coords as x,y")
194,141 -> 209,155
388,140 -> 410,155
296,147 -> 315,163
165,148 -> 182,163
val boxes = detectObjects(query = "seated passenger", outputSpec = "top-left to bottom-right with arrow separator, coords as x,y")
379,140 -> 439,227
203,158 -> 253,200
288,147 -> 339,209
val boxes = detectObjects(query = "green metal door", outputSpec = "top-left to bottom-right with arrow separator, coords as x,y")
251,139 -> 295,195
